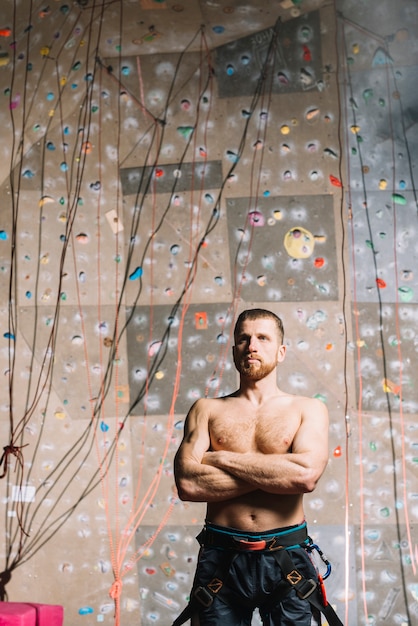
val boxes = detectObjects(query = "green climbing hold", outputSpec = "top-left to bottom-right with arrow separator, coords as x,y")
177,126 -> 194,140
398,286 -> 413,302
392,193 -> 406,205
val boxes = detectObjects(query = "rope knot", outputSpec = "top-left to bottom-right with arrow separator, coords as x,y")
109,579 -> 123,600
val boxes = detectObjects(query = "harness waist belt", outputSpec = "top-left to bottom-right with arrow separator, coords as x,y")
198,523 -> 309,552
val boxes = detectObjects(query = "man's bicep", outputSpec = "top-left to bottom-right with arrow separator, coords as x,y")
177,402 -> 211,464
293,400 -> 329,467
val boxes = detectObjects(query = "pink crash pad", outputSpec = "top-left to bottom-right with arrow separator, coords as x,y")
27,603 -> 63,626
0,603 -> 63,626
0,603 -> 36,626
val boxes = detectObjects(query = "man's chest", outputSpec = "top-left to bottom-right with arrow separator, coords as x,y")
209,410 -> 300,454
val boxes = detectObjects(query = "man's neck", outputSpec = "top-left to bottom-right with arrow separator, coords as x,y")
238,374 -> 282,406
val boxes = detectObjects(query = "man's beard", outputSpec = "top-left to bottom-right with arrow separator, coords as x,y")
236,355 -> 276,381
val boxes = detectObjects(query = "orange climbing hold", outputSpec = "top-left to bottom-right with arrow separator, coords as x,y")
329,175 -> 342,187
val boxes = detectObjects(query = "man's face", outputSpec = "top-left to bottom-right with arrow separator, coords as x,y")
232,317 -> 285,381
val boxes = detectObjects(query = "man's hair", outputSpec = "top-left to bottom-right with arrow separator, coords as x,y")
234,308 -> 284,344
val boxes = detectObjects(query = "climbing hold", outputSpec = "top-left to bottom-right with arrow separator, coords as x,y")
329,175 -> 342,187
39,196 -> 55,207
398,286 -> 413,302
177,126 -> 194,139
302,44 -> 312,62
376,278 -> 386,288
248,211 -> 265,226
148,341 -> 162,357
324,148 -> 338,158
0,230 -> 7,240
306,108 -> 319,121
81,141 -> 92,154
392,193 -> 406,205
372,47 -> 393,67
363,88 -> 373,102
129,267 -> 143,280
280,124 -> 290,135
76,233 -> 89,243
333,446 -> 342,457
226,150 -> 239,163
78,607 -> 94,615
284,227 -> 315,259
379,179 -> 387,190
299,68 -> 314,86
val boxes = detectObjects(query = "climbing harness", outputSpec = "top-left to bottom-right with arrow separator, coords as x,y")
172,522 -> 344,626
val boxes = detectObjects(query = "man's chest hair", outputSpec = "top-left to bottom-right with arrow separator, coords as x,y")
209,409 -> 300,454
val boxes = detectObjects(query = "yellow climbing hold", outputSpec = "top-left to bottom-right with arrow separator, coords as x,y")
379,179 -> 387,190
39,196 -> 55,207
350,125 -> 360,134
284,226 -> 315,259
280,124 -> 290,135
40,46 -> 50,57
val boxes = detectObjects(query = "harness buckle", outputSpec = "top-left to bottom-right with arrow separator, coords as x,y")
193,577 -> 224,608
193,586 -> 214,608
296,578 -> 318,600
234,538 -> 267,551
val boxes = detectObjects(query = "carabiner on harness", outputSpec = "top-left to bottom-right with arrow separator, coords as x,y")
306,543 -> 332,580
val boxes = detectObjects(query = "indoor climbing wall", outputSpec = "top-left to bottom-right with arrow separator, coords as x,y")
0,1 -> 416,626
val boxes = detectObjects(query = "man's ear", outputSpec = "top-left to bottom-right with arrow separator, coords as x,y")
277,344 -> 286,363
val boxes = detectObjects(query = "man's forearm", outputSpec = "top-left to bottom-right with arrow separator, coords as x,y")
175,461 -> 255,502
202,450 -> 318,494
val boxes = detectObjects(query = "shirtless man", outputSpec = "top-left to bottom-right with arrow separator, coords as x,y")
174,308 -> 330,626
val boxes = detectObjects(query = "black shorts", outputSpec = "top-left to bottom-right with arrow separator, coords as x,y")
191,524 -> 321,626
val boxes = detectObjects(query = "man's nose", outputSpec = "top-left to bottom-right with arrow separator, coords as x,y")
248,336 -> 258,351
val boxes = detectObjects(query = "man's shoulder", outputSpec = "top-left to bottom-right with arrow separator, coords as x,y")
191,395 -> 227,411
